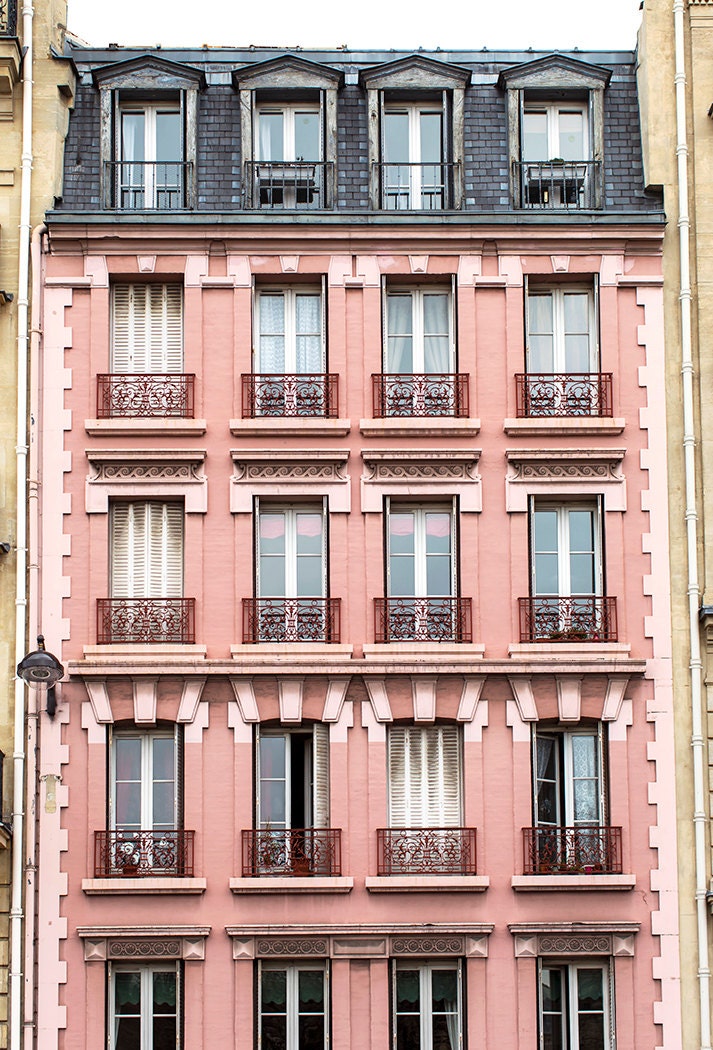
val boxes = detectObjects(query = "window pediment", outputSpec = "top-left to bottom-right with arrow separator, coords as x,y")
92,55 -> 205,91
361,55 -> 470,91
361,449 -> 481,512
230,449 -> 350,512
497,54 -> 611,93
85,449 -> 207,513
505,448 -> 625,512
232,55 -> 342,91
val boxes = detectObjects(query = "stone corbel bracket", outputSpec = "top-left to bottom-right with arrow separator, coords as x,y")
361,450 -> 482,512
86,449 -> 207,513
231,450 -> 350,513
505,449 -> 626,512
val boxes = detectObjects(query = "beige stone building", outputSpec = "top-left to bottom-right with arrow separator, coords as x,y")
638,0 -> 713,1045
0,0 -> 73,1044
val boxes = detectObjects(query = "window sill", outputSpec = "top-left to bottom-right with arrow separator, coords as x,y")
82,877 -> 206,895
363,643 -> 485,659
230,417 -> 351,437
511,874 -> 636,892
360,417 -> 480,437
85,418 -> 207,436
508,643 -> 631,659
365,875 -> 489,893
231,644 -> 353,665
503,417 -> 625,436
230,876 -> 353,895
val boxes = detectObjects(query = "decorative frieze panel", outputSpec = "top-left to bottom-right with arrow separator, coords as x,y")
86,450 -> 207,513
231,450 -> 350,512
79,925 -> 210,962
361,450 -> 481,512
258,938 -> 328,956
505,449 -> 626,512
227,925 -> 493,960
510,923 -> 638,959
391,935 -> 464,955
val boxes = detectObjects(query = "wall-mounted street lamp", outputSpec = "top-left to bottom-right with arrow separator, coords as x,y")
0,291 -> 14,306
17,636 -> 65,718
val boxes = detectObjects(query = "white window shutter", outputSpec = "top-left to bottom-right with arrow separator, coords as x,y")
111,283 -> 183,373
111,502 -> 147,598
388,727 -> 408,826
111,284 -> 132,372
312,723 -> 330,828
147,502 -> 183,598
389,725 -> 461,827
436,725 -> 461,825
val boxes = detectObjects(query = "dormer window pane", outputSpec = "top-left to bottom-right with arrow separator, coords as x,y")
294,111 -> 320,161
155,111 -> 181,162
559,111 -> 585,160
258,108 -> 320,162
523,111 -> 548,161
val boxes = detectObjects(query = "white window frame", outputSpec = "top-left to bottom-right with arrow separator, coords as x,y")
256,724 -> 330,831
254,284 -> 326,375
538,960 -> 612,1050
258,962 -> 329,1050
386,501 -> 456,599
255,501 -> 327,600
522,102 -> 590,162
530,501 -> 602,599
256,104 -> 322,162
533,725 -> 606,830
525,281 -> 598,375
108,962 -> 181,1050
383,284 -> 455,375
388,724 -> 462,827
392,960 -> 463,1050
110,501 -> 184,600
117,101 -> 184,209
111,283 -> 184,374
109,727 -> 180,833
382,102 -> 445,210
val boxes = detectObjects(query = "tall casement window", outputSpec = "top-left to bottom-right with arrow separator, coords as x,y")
382,103 -> 445,210
259,963 -> 328,1050
110,501 -> 183,600
538,961 -> 612,1050
112,284 -> 183,374
257,106 -> 321,164
392,961 -> 462,1050
109,963 -> 181,1050
522,103 -> 589,165
117,102 -> 185,210
531,502 -> 601,602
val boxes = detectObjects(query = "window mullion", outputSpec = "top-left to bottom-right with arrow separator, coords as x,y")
422,965 -> 431,1050
286,289 -> 297,374
558,507 -> 569,597
414,290 -> 425,373
562,733 -> 574,826
142,734 -> 152,829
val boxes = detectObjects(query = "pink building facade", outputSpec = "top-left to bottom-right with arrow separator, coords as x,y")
28,45 -> 680,1049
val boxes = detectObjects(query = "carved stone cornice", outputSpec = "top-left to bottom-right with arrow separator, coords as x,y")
228,923 -> 493,960
509,922 -> 638,959
78,925 -> 210,962
85,450 -> 207,513
231,450 -> 350,512
361,449 -> 482,512
505,448 -> 626,512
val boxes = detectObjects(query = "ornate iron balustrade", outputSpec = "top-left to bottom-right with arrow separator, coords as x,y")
242,828 -> 342,876
374,597 -> 472,644
242,598 -> 341,644
518,596 -> 617,643
97,373 -> 195,418
515,159 -> 600,210
372,373 -> 469,418
375,162 -> 458,210
523,826 -> 622,875
377,827 -> 477,876
241,373 -> 338,418
97,598 -> 196,644
94,829 -> 195,877
515,373 -> 613,417
104,161 -> 193,210
244,161 -> 333,209
0,0 -> 17,35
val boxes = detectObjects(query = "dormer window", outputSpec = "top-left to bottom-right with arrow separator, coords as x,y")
118,102 -> 184,210
382,104 -> 444,210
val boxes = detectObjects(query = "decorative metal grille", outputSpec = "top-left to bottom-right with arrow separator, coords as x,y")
97,374 -> 195,418
515,373 -> 613,417
374,597 -> 472,644
94,830 -> 195,877
377,828 -> 477,876
518,596 -> 617,643
522,826 -> 622,875
375,162 -> 458,210
242,828 -> 341,876
515,159 -> 600,210
242,598 -> 341,644
372,373 -> 469,417
97,598 -> 196,644
244,161 -> 333,209
242,374 -> 338,418
0,0 -> 17,35
104,161 -> 193,210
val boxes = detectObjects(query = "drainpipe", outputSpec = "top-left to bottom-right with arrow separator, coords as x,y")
673,0 -> 712,1047
10,1 -> 34,1048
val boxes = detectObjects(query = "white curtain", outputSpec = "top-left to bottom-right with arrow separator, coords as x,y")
295,295 -> 322,373
258,295 -> 286,373
386,294 -> 413,372
423,294 -> 450,372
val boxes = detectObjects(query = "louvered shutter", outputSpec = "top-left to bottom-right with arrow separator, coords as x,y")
388,726 -> 461,827
312,723 -> 330,828
147,502 -> 183,598
111,283 -> 183,373
110,502 -> 147,598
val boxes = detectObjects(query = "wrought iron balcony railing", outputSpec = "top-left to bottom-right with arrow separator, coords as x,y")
515,373 -> 613,418
97,598 -> 196,644
242,373 -> 338,418
514,159 -> 600,210
372,373 -> 469,418
97,373 -> 195,418
0,0 -> 17,35
94,829 -> 195,877
374,597 -> 472,644
104,161 -> 193,210
377,827 -> 477,876
523,826 -> 623,875
375,162 -> 458,210
244,161 -> 333,209
518,596 -> 618,643
242,598 -> 341,644
242,828 -> 342,876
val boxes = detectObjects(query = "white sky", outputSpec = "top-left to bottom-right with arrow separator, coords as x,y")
66,0 -> 643,52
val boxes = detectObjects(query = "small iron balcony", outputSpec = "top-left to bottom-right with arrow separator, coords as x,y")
514,159 -> 600,210
377,827 -> 477,876
0,0 -> 17,35
104,161 -> 193,210
522,826 -> 623,875
242,828 -> 342,876
97,598 -> 196,644
242,598 -> 341,644
374,597 -> 473,644
372,373 -> 469,418
518,596 -> 618,643
242,373 -> 338,418
375,162 -> 459,210
97,373 -> 195,418
515,373 -> 613,417
244,161 -> 333,209
94,829 -> 195,877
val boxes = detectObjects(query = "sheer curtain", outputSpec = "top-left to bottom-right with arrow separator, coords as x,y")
423,294 -> 450,373
295,295 -> 322,373
258,295 -> 286,373
387,294 -> 414,373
